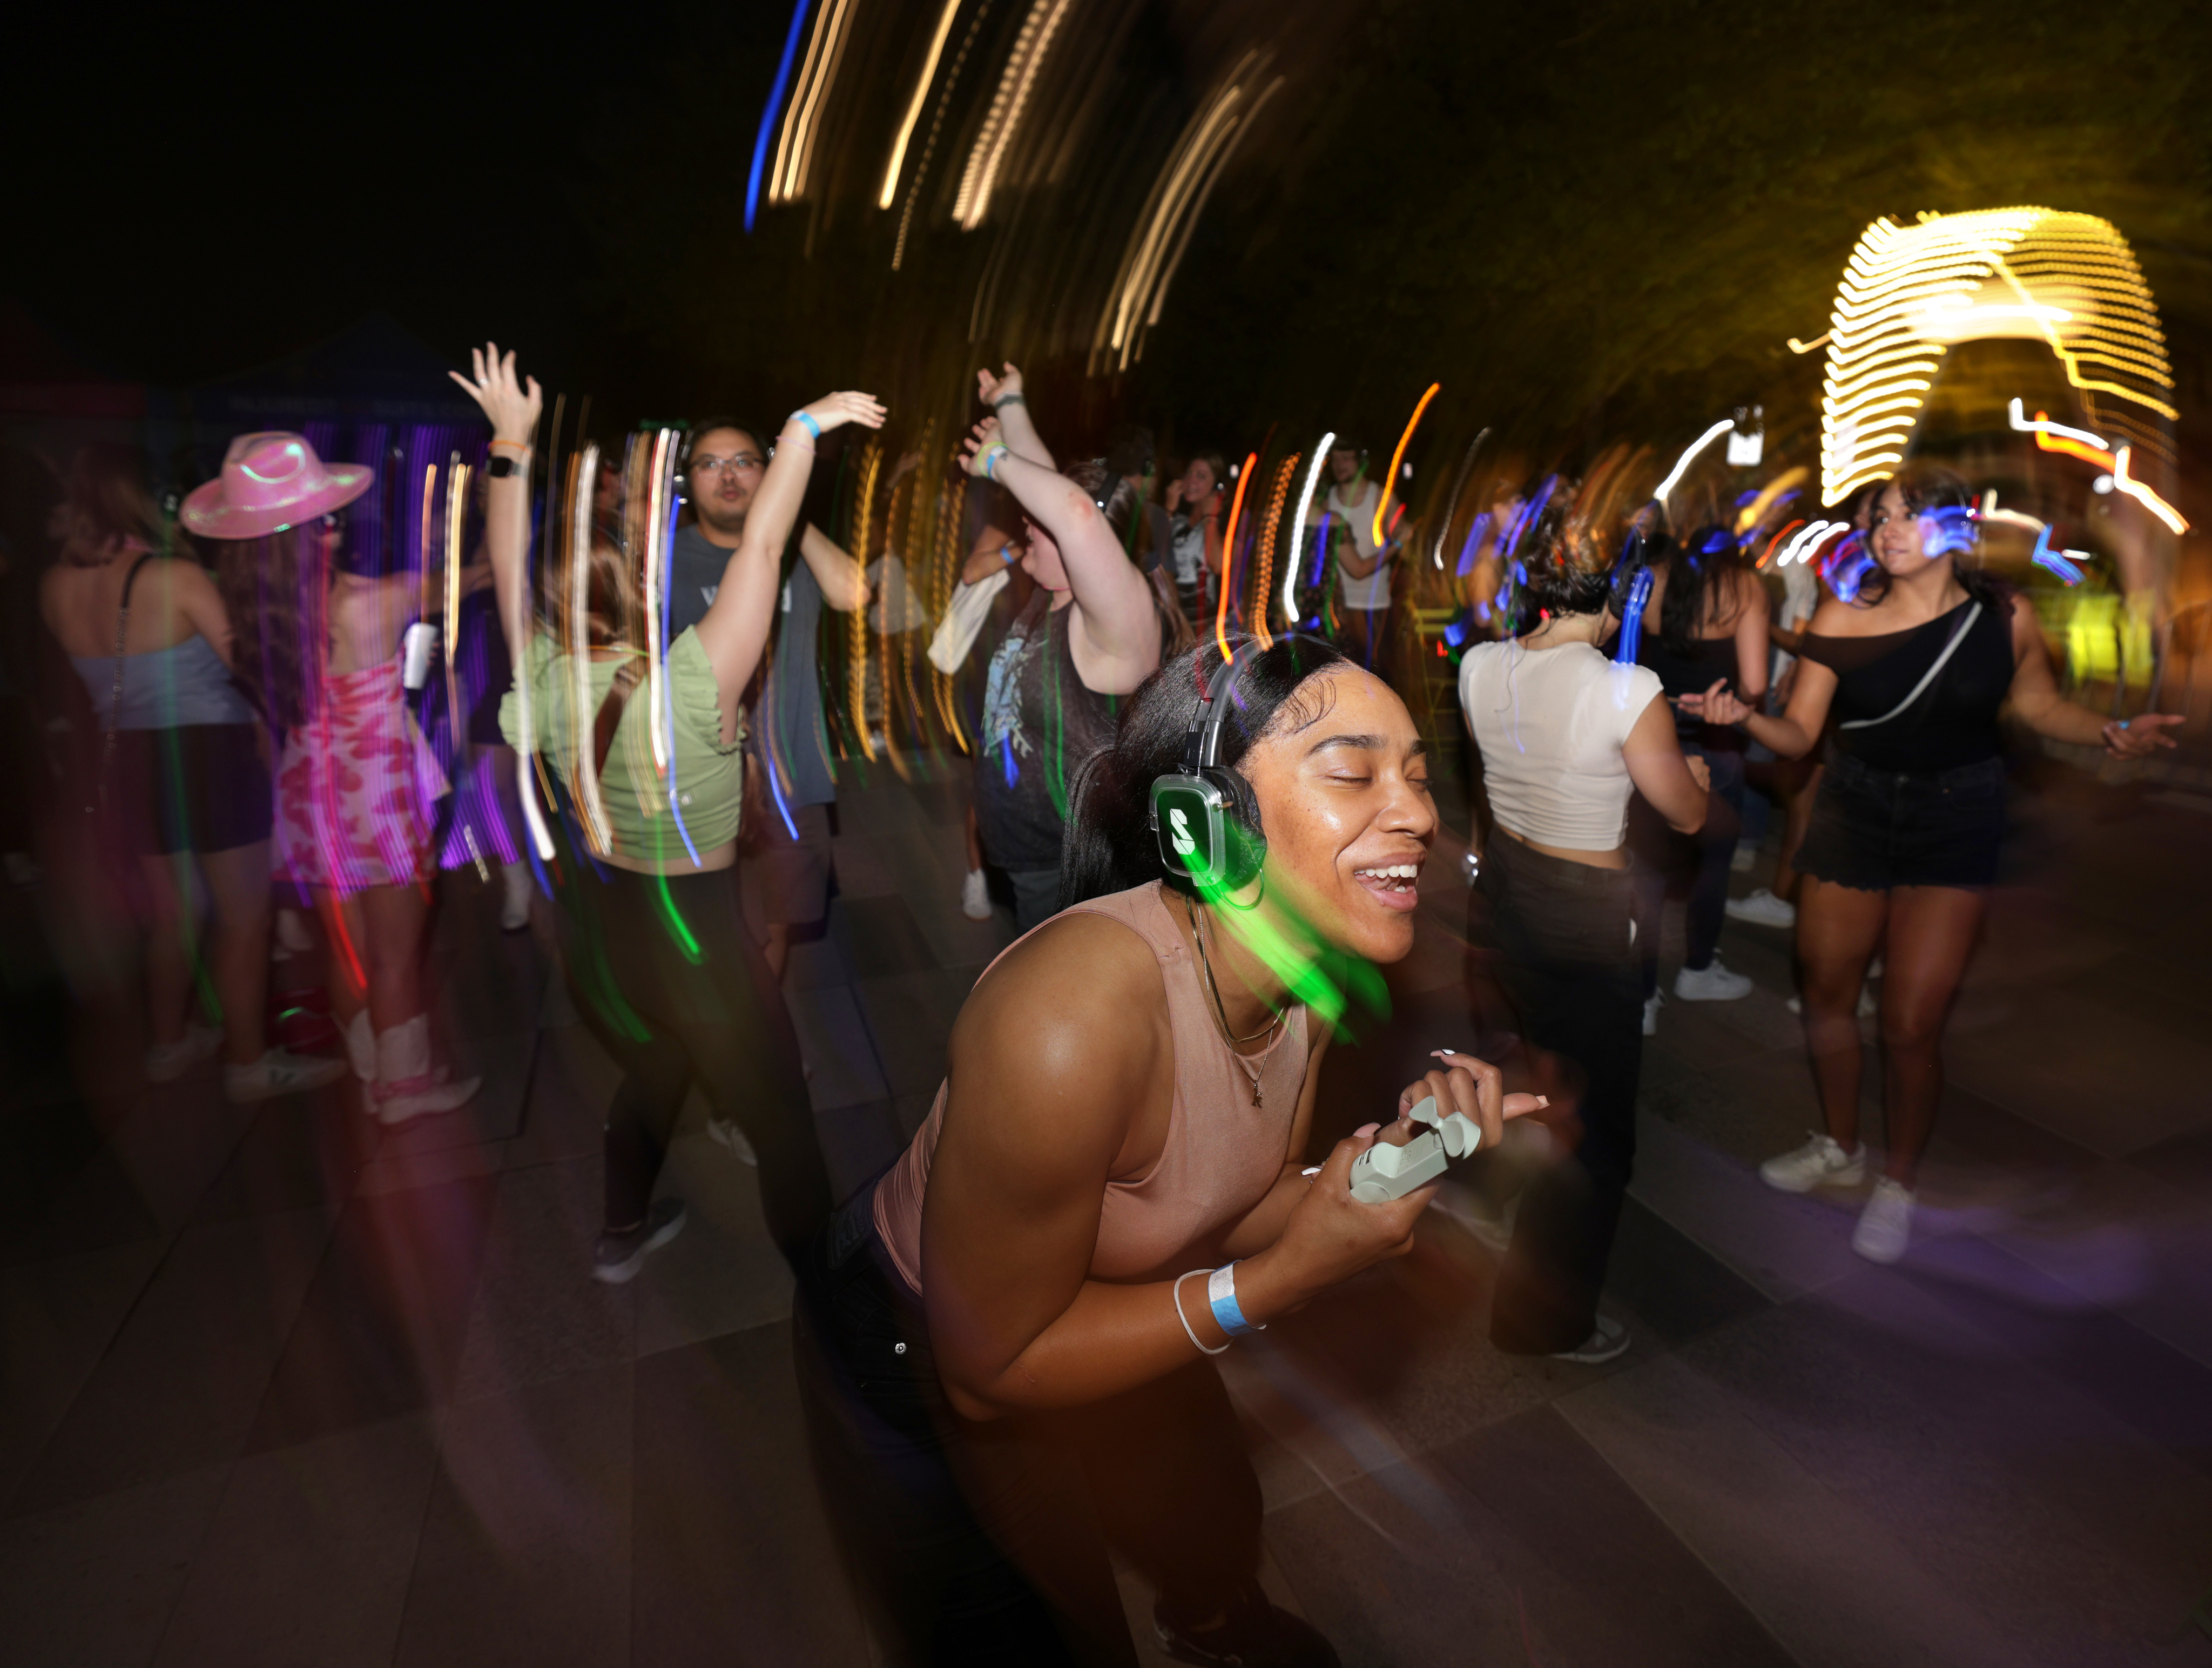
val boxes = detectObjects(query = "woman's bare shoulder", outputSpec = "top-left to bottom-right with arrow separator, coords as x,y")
955,911 -> 1167,1067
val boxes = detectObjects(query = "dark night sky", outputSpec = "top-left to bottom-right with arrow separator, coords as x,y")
8,1 -> 2211,477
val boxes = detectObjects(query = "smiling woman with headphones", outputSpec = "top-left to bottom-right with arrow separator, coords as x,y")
798,634 -> 1545,1667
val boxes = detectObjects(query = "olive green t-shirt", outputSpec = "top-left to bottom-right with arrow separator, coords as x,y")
500,625 -> 744,860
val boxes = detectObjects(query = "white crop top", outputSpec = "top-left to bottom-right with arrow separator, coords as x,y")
1458,640 -> 1663,851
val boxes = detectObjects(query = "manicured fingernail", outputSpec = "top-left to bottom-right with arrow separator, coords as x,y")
1354,1122 -> 1381,1139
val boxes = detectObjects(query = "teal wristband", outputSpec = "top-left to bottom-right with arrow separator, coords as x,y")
1207,1262 -> 1264,1337
788,409 -> 821,441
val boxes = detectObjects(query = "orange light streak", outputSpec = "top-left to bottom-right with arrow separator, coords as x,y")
2031,416 -> 2114,470
1373,382 -> 1439,546
1252,455 -> 1298,649
1215,451 -> 1257,658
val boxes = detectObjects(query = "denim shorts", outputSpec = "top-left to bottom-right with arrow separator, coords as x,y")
1797,749 -> 2005,892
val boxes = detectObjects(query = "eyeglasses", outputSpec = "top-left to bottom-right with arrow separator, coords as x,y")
690,453 -> 765,478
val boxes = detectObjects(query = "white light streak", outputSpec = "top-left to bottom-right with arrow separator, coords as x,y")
1286,434 -> 1333,628
2113,446 -> 2190,534
878,0 -> 961,209
1653,419 -> 1734,503
2006,397 -> 2106,450
770,0 -> 858,205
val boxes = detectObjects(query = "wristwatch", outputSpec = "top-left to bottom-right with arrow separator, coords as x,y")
485,454 -> 522,479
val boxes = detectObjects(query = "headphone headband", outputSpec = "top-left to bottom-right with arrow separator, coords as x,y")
1184,638 -> 1265,775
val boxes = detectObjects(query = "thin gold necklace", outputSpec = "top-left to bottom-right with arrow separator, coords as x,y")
1182,894 -> 1283,1105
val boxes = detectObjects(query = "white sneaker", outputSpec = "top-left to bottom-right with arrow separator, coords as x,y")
225,1049 -> 349,1102
147,1024 -> 223,1083
1730,844 -> 1756,873
707,1117 -> 759,1166
1642,991 -> 1663,1036
960,869 -> 991,921
1552,1315 -> 1631,1363
275,908 -> 315,955
1675,958 -> 1753,1001
1759,1132 -> 1866,1193
376,1072 -> 481,1126
1725,887 -> 1797,929
1852,1177 -> 1916,1263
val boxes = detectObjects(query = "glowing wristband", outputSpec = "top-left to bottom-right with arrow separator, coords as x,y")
787,409 -> 821,441
1207,1262 -> 1264,1337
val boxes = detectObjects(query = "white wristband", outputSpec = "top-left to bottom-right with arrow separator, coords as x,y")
1173,1269 -> 1230,1356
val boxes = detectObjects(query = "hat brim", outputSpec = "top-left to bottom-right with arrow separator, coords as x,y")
180,466 -> 374,541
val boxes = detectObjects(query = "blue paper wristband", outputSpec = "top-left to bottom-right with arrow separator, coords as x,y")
1208,1262 -> 1264,1337
788,409 -> 821,441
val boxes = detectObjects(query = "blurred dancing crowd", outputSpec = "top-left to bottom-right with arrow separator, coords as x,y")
7,337 -> 2181,1667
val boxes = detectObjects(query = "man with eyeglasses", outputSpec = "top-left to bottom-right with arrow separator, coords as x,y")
670,419 -> 868,993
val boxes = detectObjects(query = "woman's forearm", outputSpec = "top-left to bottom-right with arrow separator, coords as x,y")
2020,692 -> 2112,748
950,1274 -> 1239,1418
1744,710 -> 1813,758
738,418 -> 821,566
484,446 -> 533,661
990,396 -> 1055,470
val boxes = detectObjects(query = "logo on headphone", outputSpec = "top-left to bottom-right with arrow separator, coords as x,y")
1169,807 -> 1197,858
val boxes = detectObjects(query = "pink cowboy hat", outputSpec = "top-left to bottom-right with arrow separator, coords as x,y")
180,431 -> 373,540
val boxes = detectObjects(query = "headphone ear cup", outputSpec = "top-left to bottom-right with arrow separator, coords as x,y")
1205,766 -> 1267,889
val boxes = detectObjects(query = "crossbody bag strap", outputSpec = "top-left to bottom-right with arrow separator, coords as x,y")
91,553 -> 159,813
1836,601 -> 1982,731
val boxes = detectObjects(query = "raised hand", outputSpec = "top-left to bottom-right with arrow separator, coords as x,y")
976,361 -> 1024,408
447,342 -> 542,444
958,416 -> 1007,479
1395,1049 -> 1548,1156
793,392 -> 888,438
2102,712 -> 2183,759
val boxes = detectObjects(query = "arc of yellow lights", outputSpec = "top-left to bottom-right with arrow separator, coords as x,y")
1090,56 -> 1279,373
1818,208 -> 2178,506
880,0 -> 961,209
771,0 -> 858,205
1252,455 -> 1298,650
567,445 -> 613,858
1373,384 -> 1439,546
1215,451 -> 1257,658
1285,434 -> 1333,628
954,0 -> 1074,231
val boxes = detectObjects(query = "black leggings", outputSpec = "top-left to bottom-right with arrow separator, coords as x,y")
794,1191 -> 1263,1666
1472,835 -> 1643,1354
556,859 -> 830,1262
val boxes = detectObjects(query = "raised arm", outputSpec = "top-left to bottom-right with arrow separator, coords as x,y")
798,523 -> 869,613
696,393 -> 886,730
447,342 -> 544,664
975,362 -> 1053,469
960,418 -> 1157,691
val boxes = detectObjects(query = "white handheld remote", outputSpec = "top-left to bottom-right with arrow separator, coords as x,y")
1346,1094 -> 1483,1204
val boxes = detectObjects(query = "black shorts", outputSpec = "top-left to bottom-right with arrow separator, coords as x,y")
111,723 -> 273,856
1797,749 -> 2004,892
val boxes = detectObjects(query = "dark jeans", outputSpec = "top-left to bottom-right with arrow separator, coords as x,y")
1008,865 -> 1061,934
1631,738 -> 1745,995
556,859 -> 830,1263
1472,834 -> 1643,1354
794,1188 -> 1263,1666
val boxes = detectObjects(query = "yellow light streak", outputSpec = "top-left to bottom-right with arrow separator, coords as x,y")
771,0 -> 858,205
953,0 -> 1074,231
879,0 -> 961,209
848,443 -> 882,762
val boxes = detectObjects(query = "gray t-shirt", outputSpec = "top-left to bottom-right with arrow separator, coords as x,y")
668,523 -> 837,810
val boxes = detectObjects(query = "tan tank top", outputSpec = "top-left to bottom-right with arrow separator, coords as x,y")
872,880 -> 1310,1293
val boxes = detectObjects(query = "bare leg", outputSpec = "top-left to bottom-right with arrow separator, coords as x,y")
358,882 -> 430,1030
761,922 -> 792,983
314,887 -> 369,1034
965,803 -> 984,874
198,842 -> 273,1066
137,853 -> 195,1048
1773,762 -> 1820,904
1874,886 -> 1985,1188
1796,877 -> 1887,1153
